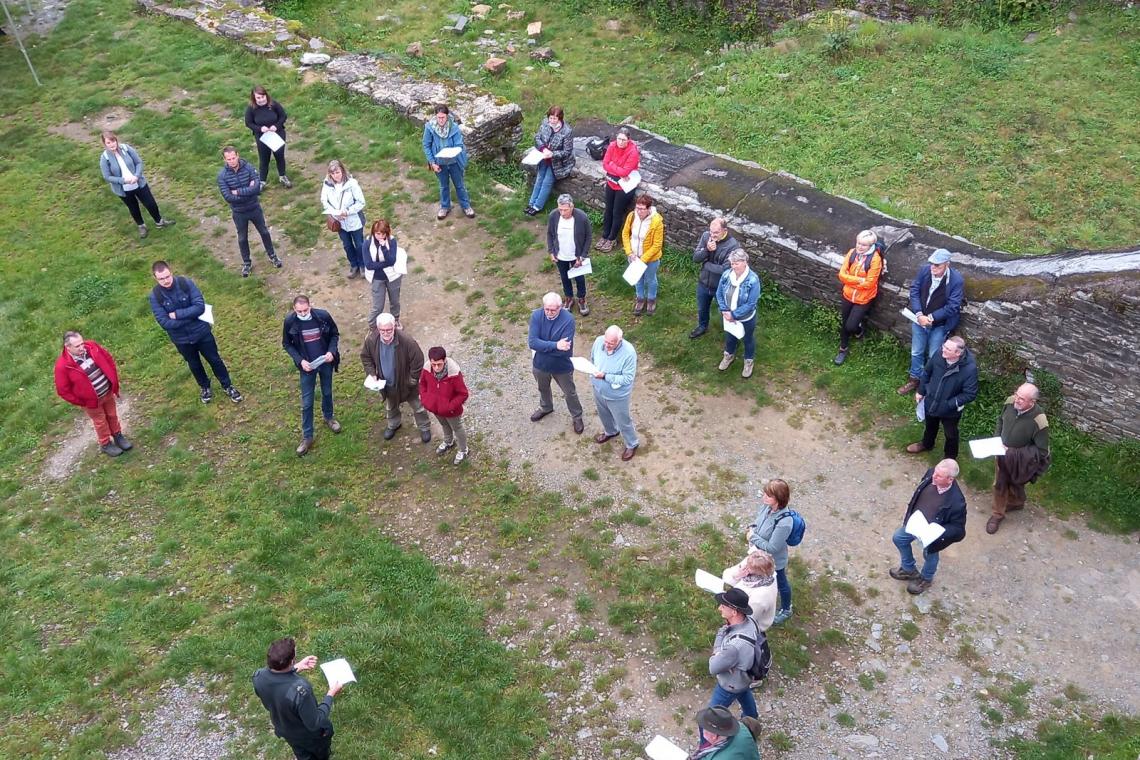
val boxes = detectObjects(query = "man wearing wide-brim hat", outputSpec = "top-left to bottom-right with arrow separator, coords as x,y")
692,705 -> 761,759
706,588 -> 761,725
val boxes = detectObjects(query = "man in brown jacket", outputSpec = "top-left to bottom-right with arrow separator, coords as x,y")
361,313 -> 431,442
989,382 -> 1051,534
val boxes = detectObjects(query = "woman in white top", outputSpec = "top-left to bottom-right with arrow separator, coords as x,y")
98,131 -> 175,240
721,549 -> 779,631
320,159 -> 367,279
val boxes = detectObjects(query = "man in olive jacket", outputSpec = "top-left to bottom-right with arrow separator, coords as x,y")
906,336 -> 978,460
361,313 -> 431,443
253,637 -> 343,760
890,459 -> 967,595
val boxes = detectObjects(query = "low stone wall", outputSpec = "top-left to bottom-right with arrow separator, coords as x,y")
136,0 -> 522,159
561,119 -> 1140,441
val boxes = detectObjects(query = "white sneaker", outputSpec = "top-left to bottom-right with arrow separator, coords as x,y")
436,441 -> 455,455
453,449 -> 468,464
742,359 -> 754,378
718,352 -> 734,371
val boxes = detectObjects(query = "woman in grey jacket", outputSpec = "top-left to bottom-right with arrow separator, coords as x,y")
99,131 -> 175,239
525,106 -> 576,216
747,478 -> 794,625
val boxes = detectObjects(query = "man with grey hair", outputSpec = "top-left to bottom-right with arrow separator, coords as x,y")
988,382 -> 1051,534
590,325 -> 639,461
361,313 -> 431,443
898,248 -> 966,395
545,193 -> 592,315
527,292 -> 584,434
906,335 -> 978,460
691,217 -> 741,339
890,459 -> 967,595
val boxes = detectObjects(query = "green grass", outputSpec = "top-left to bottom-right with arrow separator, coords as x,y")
1006,714 -> 1140,759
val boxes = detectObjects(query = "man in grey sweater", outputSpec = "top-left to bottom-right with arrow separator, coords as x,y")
706,587 -> 759,723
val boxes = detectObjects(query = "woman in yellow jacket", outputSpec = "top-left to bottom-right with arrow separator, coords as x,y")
834,229 -> 883,365
621,193 -> 664,315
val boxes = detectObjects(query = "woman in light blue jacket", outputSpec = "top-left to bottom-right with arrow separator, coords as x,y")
747,478 -> 794,626
99,131 -> 175,239
715,250 -> 761,378
421,105 -> 474,220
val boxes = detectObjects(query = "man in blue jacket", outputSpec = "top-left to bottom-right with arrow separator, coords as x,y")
149,261 -> 242,405
890,459 -> 967,595
898,248 -> 965,395
217,146 -> 282,277
422,105 -> 475,220
906,336 -> 978,460
527,292 -> 584,434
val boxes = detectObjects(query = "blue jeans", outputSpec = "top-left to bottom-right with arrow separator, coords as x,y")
775,567 -> 792,612
708,683 -> 758,719
593,391 -> 638,449
892,525 -> 940,581
527,162 -> 556,210
299,363 -> 335,440
634,260 -> 660,300
696,282 -> 716,330
723,315 -> 757,360
436,163 -> 471,210
909,322 -> 949,379
337,227 -> 364,269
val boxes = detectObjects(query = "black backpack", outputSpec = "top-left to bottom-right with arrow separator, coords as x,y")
731,617 -> 773,683
586,136 -> 610,161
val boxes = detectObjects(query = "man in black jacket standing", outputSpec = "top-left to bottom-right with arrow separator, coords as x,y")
217,146 -> 282,277
690,217 -> 741,339
890,459 -> 967,595
253,637 -> 343,760
906,336 -> 978,460
282,295 -> 341,456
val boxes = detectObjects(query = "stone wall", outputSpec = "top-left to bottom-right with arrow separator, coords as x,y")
715,0 -> 930,29
136,0 -> 522,159
561,119 -> 1140,441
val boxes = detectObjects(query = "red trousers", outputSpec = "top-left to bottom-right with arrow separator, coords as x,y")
82,394 -> 121,445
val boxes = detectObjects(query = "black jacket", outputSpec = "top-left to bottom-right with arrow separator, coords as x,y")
918,348 -> 979,419
282,308 -> 341,371
693,231 -> 741,290
903,468 -> 967,554
252,667 -> 333,747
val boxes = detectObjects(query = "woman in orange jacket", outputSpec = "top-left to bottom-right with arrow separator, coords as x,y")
834,230 -> 883,365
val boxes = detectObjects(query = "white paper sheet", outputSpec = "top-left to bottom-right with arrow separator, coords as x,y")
645,734 -> 688,760
259,131 -> 285,153
900,307 -> 920,325
364,375 -> 386,391
905,511 -> 946,548
383,247 -> 409,281
618,170 -> 641,194
916,398 -> 926,421
435,146 -> 462,160
308,355 -> 328,369
198,303 -> 214,325
570,356 -> 598,375
969,436 -> 1007,459
566,259 -> 593,279
319,658 -> 357,686
623,258 -> 647,286
722,316 -> 744,339
521,147 -> 545,166
695,568 -> 726,594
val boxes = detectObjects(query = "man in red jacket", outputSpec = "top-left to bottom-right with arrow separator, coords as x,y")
53,331 -> 133,457
419,346 -> 470,464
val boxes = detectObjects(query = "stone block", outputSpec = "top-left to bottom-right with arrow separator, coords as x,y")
309,36 -> 325,49
527,21 -> 541,37
530,46 -> 554,61
484,57 -> 507,74
506,10 -> 525,20
406,41 -> 423,57
472,4 -> 492,18
300,52 -> 331,65
451,15 -> 469,33
605,19 -> 621,31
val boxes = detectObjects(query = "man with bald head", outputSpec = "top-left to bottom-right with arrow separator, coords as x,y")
890,459 -> 967,595
528,292 -> 584,433
590,325 -> 639,461
988,382 -> 1051,534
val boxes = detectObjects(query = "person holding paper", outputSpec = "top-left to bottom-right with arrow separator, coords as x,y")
528,292 -> 584,434
217,146 -> 282,278
905,336 -> 978,460
721,550 -> 778,631
590,325 -> 639,461
282,296 -> 341,456
692,706 -> 761,759
621,193 -> 664,316
362,219 -> 404,329
690,218 -> 741,339
596,127 -> 640,252
320,159 -> 367,279
418,345 -> 470,463
833,230 -> 883,366
716,250 -> 762,379
421,104 -> 475,220
148,261 -> 242,405
897,248 -> 966,395
988,383 -> 1051,535
705,588 -> 759,723
54,332 -> 134,458
890,459 -> 967,595
546,194 -> 592,315
253,637 -> 343,760
244,85 -> 292,189
747,479 -> 794,625
361,314 -> 431,443
98,131 -> 176,240
525,106 -> 576,216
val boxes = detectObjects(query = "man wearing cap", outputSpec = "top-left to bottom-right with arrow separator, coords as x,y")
693,706 -> 761,759
988,382 -> 1051,535
528,292 -> 585,434
707,587 -> 760,721
898,248 -> 966,395
252,637 -> 343,760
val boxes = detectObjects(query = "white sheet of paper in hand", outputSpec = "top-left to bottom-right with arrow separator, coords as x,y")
695,568 -> 726,594
723,316 -> 745,339
900,307 -> 920,325
618,169 -> 641,194
259,131 -> 285,153
363,375 -> 386,391
623,258 -> 647,286
198,303 -> 214,325
319,658 -> 357,686
645,734 -> 688,760
435,146 -> 462,160
905,511 -> 946,548
521,147 -> 545,166
567,259 -> 593,279
916,398 -> 926,422
969,436 -> 1006,459
570,356 -> 597,375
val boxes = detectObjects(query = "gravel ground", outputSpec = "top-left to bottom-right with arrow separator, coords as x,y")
106,677 -> 248,760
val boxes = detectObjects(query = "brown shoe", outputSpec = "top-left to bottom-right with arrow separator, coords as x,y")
325,418 -> 342,434
986,516 -> 1003,534
889,566 -> 921,581
577,298 -> 590,316
621,446 -> 637,461
906,577 -> 932,595
1006,503 -> 1025,512
646,299 -> 656,315
594,432 -> 619,444
633,298 -> 645,315
572,417 -> 584,434
296,438 -> 313,456
897,378 -> 920,395
905,442 -> 929,454
530,409 -> 552,422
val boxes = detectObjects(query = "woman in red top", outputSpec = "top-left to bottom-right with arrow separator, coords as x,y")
834,230 -> 883,366
597,127 -> 640,252
418,346 -> 471,464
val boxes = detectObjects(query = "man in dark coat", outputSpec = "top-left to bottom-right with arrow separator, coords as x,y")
360,313 -> 431,443
906,336 -> 978,459
690,217 -> 741,339
898,248 -> 966,394
253,637 -> 343,760
890,459 -> 967,595
282,295 -> 341,456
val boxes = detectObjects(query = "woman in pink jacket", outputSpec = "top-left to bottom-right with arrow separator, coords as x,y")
597,127 -> 640,252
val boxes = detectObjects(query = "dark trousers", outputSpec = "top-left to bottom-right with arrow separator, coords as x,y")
288,738 -> 331,760
119,185 -> 162,225
175,334 -> 232,390
601,185 -> 634,241
256,140 -> 287,181
839,300 -> 872,350
555,259 -> 586,298
232,206 -> 277,264
695,282 -> 716,330
921,414 -> 960,459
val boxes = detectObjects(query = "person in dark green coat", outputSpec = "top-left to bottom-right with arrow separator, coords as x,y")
693,706 -> 761,759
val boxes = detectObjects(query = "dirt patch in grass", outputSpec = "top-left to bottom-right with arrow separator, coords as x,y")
42,395 -> 136,481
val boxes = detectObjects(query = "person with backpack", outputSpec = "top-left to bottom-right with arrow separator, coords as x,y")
834,229 -> 884,366
149,261 -> 242,405
706,587 -> 761,726
721,550 -> 779,631
747,478 -> 799,625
